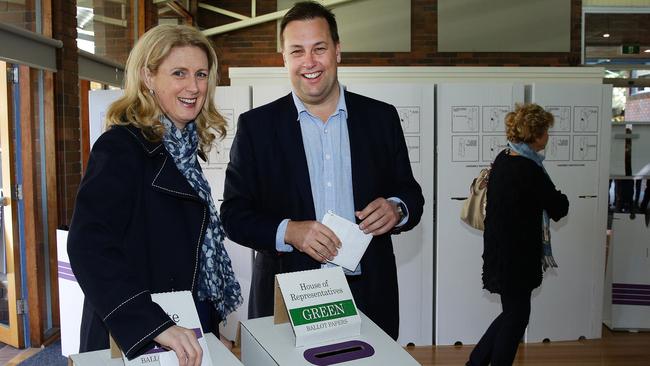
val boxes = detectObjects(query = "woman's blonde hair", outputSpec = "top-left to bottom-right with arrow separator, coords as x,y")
105,24 -> 226,153
505,103 -> 554,144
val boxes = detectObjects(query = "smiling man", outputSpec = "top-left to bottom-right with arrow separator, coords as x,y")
220,1 -> 424,340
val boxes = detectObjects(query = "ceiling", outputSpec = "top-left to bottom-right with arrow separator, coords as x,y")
584,12 -> 650,65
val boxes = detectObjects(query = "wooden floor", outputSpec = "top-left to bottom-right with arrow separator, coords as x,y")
0,343 -> 23,364
0,343 -> 41,366
227,326 -> 650,366
5,326 -> 650,365
405,326 -> 650,366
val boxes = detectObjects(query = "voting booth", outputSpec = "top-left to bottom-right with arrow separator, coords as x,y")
604,213 -> 650,331
436,82 -> 612,344
239,267 -> 419,366
57,229 -> 84,357
603,121 -> 650,331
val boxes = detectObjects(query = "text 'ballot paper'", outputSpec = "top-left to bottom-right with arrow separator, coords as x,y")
322,211 -> 372,271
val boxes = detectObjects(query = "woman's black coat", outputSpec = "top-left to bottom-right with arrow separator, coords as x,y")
67,125 -> 209,359
482,150 -> 569,294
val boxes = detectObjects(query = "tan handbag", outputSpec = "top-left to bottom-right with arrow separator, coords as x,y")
460,167 -> 490,231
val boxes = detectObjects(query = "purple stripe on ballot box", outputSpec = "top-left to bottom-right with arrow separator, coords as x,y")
613,283 -> 650,290
613,299 -> 650,306
58,260 -> 78,281
304,340 -> 374,365
58,273 -> 77,282
193,328 -> 203,339
143,346 -> 168,355
613,294 -> 650,301
58,267 -> 74,276
612,288 -> 650,296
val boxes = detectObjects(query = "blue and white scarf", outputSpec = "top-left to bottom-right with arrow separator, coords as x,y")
508,141 -> 558,271
161,116 -> 243,319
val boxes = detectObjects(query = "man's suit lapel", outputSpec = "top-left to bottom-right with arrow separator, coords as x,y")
276,94 -> 316,219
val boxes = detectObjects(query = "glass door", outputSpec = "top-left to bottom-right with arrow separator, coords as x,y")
0,61 -> 25,348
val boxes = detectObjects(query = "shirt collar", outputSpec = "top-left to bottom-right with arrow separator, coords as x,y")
291,84 -> 348,121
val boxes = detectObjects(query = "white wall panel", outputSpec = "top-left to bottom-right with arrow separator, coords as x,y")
527,84 -> 611,342
252,84 -> 292,108
88,89 -> 124,147
346,84 -> 435,345
212,86 -> 254,341
436,83 -> 524,345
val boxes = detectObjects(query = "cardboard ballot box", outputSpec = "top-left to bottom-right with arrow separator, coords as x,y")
68,333 -> 242,366
240,311 -> 419,366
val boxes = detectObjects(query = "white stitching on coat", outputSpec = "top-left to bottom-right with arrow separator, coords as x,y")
191,208 -> 207,293
151,156 -> 198,198
125,319 -> 174,356
123,127 -> 162,154
103,290 -> 148,321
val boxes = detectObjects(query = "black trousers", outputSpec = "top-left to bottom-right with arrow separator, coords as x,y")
467,291 -> 532,366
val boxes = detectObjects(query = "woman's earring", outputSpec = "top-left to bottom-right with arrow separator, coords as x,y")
149,89 -> 155,96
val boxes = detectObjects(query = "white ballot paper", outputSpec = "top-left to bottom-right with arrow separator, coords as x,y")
322,211 -> 372,271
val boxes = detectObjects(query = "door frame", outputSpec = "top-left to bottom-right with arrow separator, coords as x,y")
0,61 -> 26,348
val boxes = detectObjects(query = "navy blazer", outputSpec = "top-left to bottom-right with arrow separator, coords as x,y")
221,91 -> 424,338
67,125 -> 209,359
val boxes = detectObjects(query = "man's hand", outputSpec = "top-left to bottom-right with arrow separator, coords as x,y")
356,198 -> 400,236
285,220 -> 341,262
154,325 -> 202,366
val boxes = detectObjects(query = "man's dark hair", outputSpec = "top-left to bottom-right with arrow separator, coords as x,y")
280,1 -> 339,46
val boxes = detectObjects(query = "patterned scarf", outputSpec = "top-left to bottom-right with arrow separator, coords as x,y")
508,141 -> 558,271
161,116 -> 243,320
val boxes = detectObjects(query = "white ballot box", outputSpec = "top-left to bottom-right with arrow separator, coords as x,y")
68,333 -> 242,366
240,311 -> 419,366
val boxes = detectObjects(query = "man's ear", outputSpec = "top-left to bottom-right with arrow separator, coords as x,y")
281,50 -> 287,67
336,43 -> 341,63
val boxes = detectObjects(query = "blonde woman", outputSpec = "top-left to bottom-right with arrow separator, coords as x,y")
68,24 -> 241,365
467,104 -> 569,366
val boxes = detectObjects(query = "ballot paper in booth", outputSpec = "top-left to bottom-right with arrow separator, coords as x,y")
322,211 -> 373,271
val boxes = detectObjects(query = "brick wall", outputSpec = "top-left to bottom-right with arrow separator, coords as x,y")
53,0 -> 81,225
626,92 -> 650,122
0,0 -> 36,31
203,0 -> 583,86
52,0 -> 156,225
51,0 -> 582,223
93,0 -> 134,65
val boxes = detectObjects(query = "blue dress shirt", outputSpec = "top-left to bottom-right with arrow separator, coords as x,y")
275,85 -> 408,275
